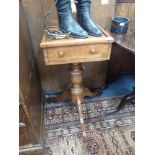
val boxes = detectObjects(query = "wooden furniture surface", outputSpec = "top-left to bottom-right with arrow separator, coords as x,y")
19,1 -> 44,154
40,29 -> 114,65
107,20 -> 135,83
106,0 -> 135,83
109,24 -> 135,53
22,0 -> 116,93
40,29 -> 114,140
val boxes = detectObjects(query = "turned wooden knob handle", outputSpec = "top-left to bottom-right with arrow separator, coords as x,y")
58,51 -> 64,57
90,49 -> 96,54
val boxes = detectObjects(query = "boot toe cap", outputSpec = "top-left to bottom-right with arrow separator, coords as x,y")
95,29 -> 102,36
70,29 -> 88,38
80,30 -> 88,37
89,28 -> 102,37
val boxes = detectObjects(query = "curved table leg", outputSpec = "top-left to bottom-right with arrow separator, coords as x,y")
76,96 -> 87,142
83,87 -> 102,97
47,89 -> 71,102
47,87 -> 101,103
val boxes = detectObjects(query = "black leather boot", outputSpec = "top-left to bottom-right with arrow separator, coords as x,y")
55,0 -> 88,38
76,0 -> 102,36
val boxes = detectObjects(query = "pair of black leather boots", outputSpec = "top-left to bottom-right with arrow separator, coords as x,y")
55,0 -> 102,38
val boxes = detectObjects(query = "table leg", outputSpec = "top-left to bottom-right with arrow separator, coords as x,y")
47,89 -> 71,102
82,87 -> 101,97
47,87 -> 101,103
70,63 -> 87,141
47,63 -> 99,141
47,64 -> 100,103
77,96 -> 87,141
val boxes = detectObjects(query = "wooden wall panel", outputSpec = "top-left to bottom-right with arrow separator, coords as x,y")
19,127 -> 31,146
91,0 -> 116,30
22,0 -> 116,93
114,2 -> 135,23
19,1 -> 43,153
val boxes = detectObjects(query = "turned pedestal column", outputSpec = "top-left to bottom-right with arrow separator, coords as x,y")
70,63 -> 86,137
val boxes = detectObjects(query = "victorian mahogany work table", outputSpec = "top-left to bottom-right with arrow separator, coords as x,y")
40,28 -> 114,140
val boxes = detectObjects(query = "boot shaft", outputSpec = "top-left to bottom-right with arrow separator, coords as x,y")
55,0 -> 71,14
76,0 -> 91,5
55,0 -> 91,14
75,0 -> 91,12
54,0 -> 88,38
75,0 -> 102,37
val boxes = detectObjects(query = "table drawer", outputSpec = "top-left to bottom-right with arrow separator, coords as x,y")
43,44 -> 111,65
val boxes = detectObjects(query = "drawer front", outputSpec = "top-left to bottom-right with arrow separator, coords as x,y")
44,44 -> 111,65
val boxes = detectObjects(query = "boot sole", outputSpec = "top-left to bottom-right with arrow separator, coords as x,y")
69,34 -> 88,39
88,33 -> 102,37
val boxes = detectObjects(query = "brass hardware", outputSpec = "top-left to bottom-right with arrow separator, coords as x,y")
90,49 -> 96,54
58,51 -> 64,57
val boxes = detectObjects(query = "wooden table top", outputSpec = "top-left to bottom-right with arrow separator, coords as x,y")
40,27 -> 114,65
109,22 -> 135,54
40,28 -> 114,48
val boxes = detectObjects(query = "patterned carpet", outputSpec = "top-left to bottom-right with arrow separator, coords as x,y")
43,97 -> 135,155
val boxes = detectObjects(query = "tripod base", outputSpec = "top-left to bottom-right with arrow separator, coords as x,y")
47,63 -> 101,141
